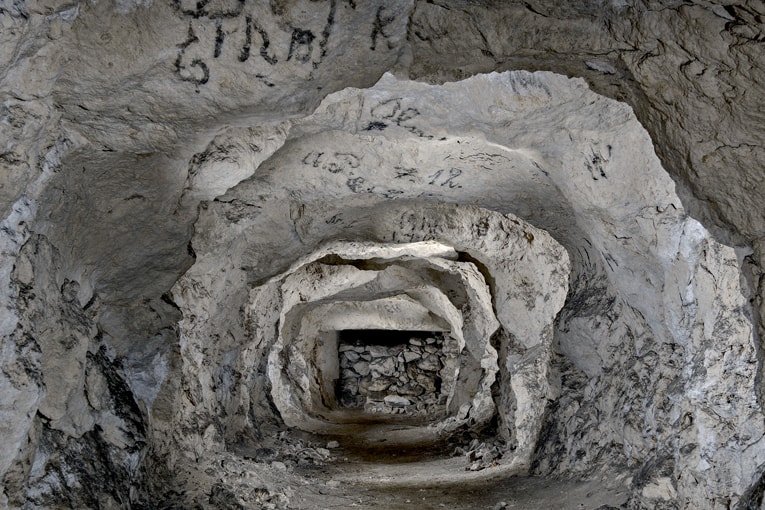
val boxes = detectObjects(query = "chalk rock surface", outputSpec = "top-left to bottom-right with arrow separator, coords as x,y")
1,2 -> 764,509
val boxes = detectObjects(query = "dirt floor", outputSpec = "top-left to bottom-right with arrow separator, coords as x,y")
193,429 -> 630,509
283,465 -> 630,509
280,435 -> 630,510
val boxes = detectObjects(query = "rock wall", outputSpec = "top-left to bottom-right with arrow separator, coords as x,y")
1,1 -> 764,508
337,332 -> 447,416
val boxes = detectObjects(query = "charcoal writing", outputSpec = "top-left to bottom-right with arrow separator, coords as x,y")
347,176 -> 370,193
603,251 -> 618,271
238,16 -> 253,62
585,145 -> 611,181
288,29 -> 315,63
302,151 -> 324,168
174,0 -> 245,19
302,151 -> 361,174
370,6 -> 396,51
381,189 -> 404,199
394,166 -> 417,181
256,19 -> 279,64
173,0 -> 337,85
427,168 -> 462,188
459,152 -> 512,171
364,121 -> 387,131
175,23 -> 209,85
370,98 -> 403,120
214,21 -> 225,57
366,98 -> 432,139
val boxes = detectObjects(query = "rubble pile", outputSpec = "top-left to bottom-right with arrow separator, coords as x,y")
453,438 -> 504,472
337,334 -> 446,416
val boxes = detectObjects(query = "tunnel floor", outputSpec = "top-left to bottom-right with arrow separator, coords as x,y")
221,430 -> 630,510
288,452 -> 629,510
283,477 -> 628,510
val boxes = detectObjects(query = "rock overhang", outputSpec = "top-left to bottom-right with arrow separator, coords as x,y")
3,2 -> 765,507
170,70 -> 725,446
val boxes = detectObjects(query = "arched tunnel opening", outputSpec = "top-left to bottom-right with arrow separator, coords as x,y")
2,2 -> 765,509
147,71 -> 758,507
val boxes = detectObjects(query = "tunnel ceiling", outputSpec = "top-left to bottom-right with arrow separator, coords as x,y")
1,1 -> 764,509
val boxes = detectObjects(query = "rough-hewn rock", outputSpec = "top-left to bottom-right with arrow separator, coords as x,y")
2,1 -> 764,508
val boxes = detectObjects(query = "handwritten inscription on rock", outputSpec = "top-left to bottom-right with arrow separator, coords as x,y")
172,0 -> 402,86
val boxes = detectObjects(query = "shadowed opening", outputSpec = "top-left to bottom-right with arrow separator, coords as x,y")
335,330 -> 446,416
